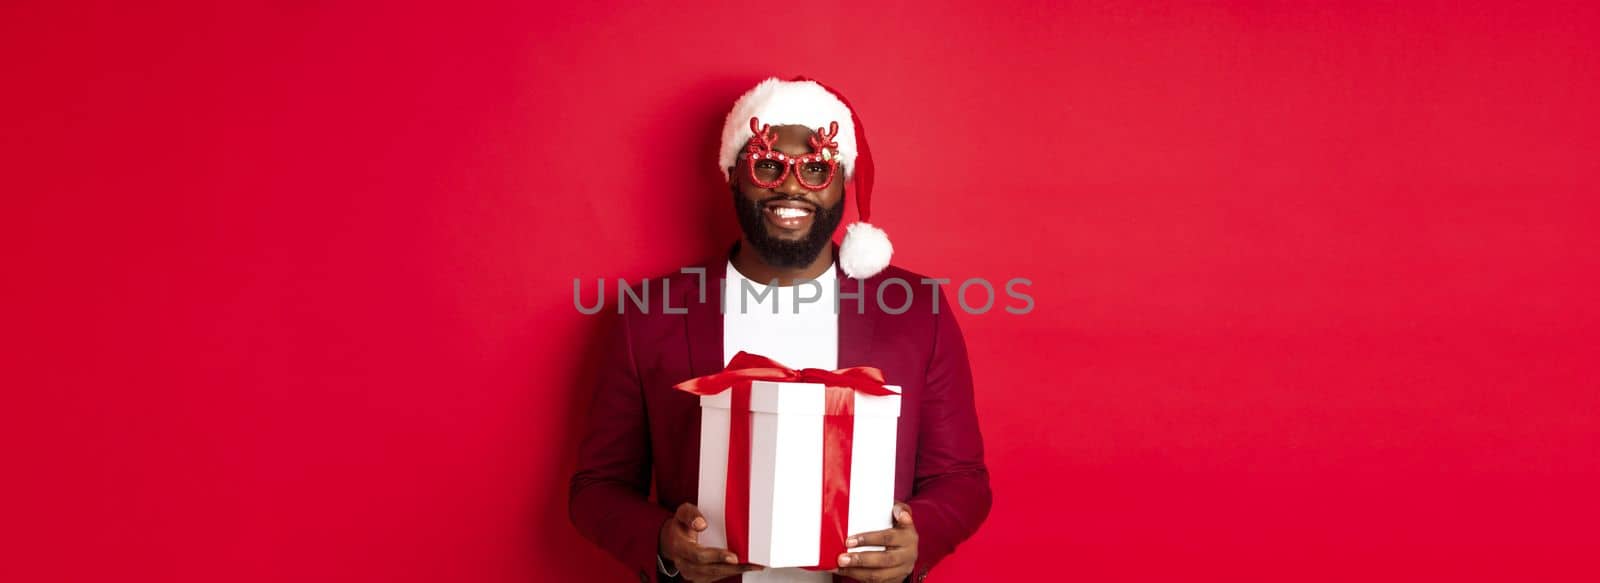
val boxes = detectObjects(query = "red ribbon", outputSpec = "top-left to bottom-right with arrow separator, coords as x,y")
675,351 -> 893,570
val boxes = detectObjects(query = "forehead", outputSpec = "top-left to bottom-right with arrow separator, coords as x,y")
756,124 -> 822,156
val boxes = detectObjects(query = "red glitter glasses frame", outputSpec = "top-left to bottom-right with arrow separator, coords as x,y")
742,116 -> 841,191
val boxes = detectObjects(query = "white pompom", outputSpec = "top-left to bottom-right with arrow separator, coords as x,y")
839,222 -> 893,279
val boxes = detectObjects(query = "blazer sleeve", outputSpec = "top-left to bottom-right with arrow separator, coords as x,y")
568,313 -> 674,580
905,293 -> 992,579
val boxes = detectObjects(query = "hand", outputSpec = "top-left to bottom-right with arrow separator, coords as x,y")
659,502 -> 764,582
835,501 -> 918,583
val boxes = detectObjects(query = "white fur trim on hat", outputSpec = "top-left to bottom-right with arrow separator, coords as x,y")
719,78 -> 858,179
840,221 -> 892,279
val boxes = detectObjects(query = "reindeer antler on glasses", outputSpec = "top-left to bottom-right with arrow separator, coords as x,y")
746,117 -> 779,156
808,121 -> 840,159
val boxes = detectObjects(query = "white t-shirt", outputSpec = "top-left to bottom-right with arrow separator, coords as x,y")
722,261 -> 838,371
720,261 -> 837,583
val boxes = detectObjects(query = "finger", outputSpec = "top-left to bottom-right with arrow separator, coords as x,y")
836,549 -> 904,570
893,501 -> 913,527
834,566 -> 907,583
685,544 -> 740,566
848,524 -> 919,549
845,527 -> 900,548
684,562 -> 764,581
674,502 -> 709,532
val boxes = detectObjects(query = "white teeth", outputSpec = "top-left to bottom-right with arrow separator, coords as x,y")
772,207 -> 810,219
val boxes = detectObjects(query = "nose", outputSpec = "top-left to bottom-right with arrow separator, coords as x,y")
775,163 -> 808,196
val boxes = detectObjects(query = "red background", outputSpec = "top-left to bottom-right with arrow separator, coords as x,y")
4,1 -> 1597,581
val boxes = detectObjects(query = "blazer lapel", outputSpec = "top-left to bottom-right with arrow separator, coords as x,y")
685,257 -> 726,377
835,262 -> 878,369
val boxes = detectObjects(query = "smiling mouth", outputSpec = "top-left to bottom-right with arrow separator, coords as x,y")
763,200 -> 816,231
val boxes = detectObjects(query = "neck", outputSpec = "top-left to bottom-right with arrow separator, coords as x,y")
731,240 -> 835,286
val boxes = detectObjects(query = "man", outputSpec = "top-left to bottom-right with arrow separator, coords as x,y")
569,77 -> 990,583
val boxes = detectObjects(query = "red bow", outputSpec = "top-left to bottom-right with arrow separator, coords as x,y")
674,351 -> 894,399
675,351 -> 893,569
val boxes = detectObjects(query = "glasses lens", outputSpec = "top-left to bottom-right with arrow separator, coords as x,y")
794,158 -> 836,189
749,156 -> 787,186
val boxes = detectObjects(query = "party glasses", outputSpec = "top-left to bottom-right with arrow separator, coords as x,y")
743,116 -> 840,190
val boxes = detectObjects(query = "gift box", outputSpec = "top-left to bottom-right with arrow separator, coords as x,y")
676,352 -> 902,570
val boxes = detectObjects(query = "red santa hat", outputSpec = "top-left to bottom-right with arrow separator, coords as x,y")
719,76 -> 891,279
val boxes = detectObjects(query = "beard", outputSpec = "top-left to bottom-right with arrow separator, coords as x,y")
731,186 -> 846,270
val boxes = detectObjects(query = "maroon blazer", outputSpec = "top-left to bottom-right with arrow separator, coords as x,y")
569,251 -> 991,582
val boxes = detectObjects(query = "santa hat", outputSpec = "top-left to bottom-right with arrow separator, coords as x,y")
719,76 -> 891,279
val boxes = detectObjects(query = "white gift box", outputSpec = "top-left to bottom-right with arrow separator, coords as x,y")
697,380 -> 903,568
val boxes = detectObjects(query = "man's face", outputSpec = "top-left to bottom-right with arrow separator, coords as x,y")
729,124 -> 847,269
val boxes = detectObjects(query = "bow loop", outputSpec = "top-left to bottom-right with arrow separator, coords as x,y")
674,351 -> 892,397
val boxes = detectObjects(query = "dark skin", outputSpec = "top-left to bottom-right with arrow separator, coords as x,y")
730,124 -> 844,286
659,501 -> 918,582
658,125 -> 919,582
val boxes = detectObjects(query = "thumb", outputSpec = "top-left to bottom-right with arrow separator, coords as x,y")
893,501 -> 914,527
675,502 -> 709,532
